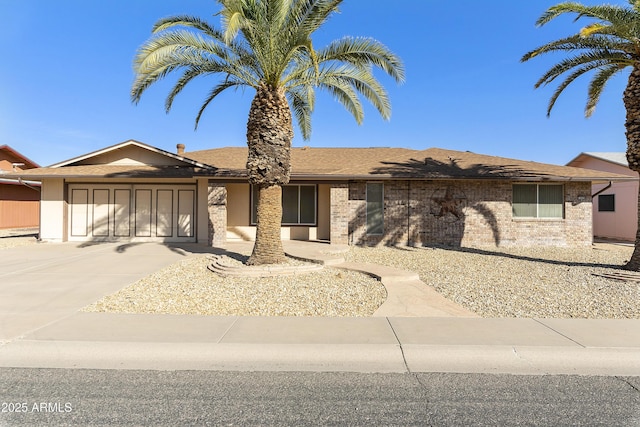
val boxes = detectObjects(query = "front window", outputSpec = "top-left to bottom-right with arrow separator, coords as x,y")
512,184 -> 564,218
598,194 -> 615,212
251,184 -> 317,225
366,183 -> 384,234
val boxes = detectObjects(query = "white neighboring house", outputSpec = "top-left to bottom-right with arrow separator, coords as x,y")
567,152 -> 639,242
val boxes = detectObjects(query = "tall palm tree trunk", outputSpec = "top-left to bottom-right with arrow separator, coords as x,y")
623,64 -> 640,270
246,83 -> 292,265
250,184 -> 287,265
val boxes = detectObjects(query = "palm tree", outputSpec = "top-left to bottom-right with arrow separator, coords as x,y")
131,0 -> 404,265
521,0 -> 640,270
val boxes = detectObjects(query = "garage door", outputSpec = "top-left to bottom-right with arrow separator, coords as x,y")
67,184 -> 196,242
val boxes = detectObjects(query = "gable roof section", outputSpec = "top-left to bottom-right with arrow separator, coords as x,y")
0,145 -> 40,170
50,139 -> 209,168
11,139 -> 214,179
567,152 -> 629,168
185,146 -> 633,182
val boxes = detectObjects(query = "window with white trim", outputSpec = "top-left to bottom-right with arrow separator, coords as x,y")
251,184 -> 317,225
512,184 -> 564,218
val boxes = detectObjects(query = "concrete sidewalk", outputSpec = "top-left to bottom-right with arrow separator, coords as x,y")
0,239 -> 639,376
0,313 -> 639,376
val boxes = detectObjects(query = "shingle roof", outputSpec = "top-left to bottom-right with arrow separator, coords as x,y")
8,144 -> 635,182
185,146 -> 634,182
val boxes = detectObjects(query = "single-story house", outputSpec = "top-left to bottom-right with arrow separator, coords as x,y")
567,152 -> 639,242
10,139 -> 635,247
0,145 -> 40,229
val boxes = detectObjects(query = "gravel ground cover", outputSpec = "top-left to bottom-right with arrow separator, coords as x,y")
345,244 -> 639,319
84,255 -> 387,317
4,229 -> 638,318
0,235 -> 38,250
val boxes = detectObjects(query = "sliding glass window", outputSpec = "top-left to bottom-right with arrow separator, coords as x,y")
513,184 -> 564,219
251,185 -> 317,225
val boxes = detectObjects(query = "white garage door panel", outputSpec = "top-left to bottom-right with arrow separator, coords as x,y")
93,189 -> 110,237
178,190 -> 195,237
135,189 -> 152,237
114,189 -> 131,237
70,189 -> 89,237
156,190 -> 173,237
67,184 -> 197,242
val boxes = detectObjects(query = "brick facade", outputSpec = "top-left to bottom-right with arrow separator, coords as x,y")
344,180 -> 593,247
212,180 -> 593,248
329,183 -> 349,244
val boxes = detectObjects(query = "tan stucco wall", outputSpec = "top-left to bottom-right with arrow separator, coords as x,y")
40,178 -> 66,242
226,183 -> 250,227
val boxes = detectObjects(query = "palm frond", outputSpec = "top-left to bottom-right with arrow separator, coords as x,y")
544,62 -> 608,116
585,64 -> 625,116
522,34 -> 632,62
194,79 -> 245,129
318,37 -> 405,83
536,2 -> 634,28
534,51 -> 628,88
318,78 -> 364,124
294,0 -> 342,37
152,15 -> 225,40
287,85 -> 314,139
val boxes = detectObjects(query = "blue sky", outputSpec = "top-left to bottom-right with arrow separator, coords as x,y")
0,0 -> 629,166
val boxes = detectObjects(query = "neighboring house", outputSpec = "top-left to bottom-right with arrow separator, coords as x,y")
567,152 -> 639,242
10,139 -> 635,247
0,145 -> 40,229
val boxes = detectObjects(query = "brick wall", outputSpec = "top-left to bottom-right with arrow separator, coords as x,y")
329,183 -> 349,244
343,180 -> 592,247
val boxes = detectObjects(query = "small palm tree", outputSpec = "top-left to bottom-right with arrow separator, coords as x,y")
131,0 -> 404,265
521,0 -> 640,270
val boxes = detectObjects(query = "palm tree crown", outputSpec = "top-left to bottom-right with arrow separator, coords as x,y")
131,0 -> 404,139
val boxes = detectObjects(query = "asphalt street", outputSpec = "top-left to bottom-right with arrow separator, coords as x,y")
1,369 -> 639,426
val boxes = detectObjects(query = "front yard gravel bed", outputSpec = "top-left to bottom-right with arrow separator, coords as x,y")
84,256 -> 387,317
345,244 -> 639,319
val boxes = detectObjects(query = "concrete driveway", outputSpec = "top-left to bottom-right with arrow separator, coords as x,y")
0,241 -> 204,341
